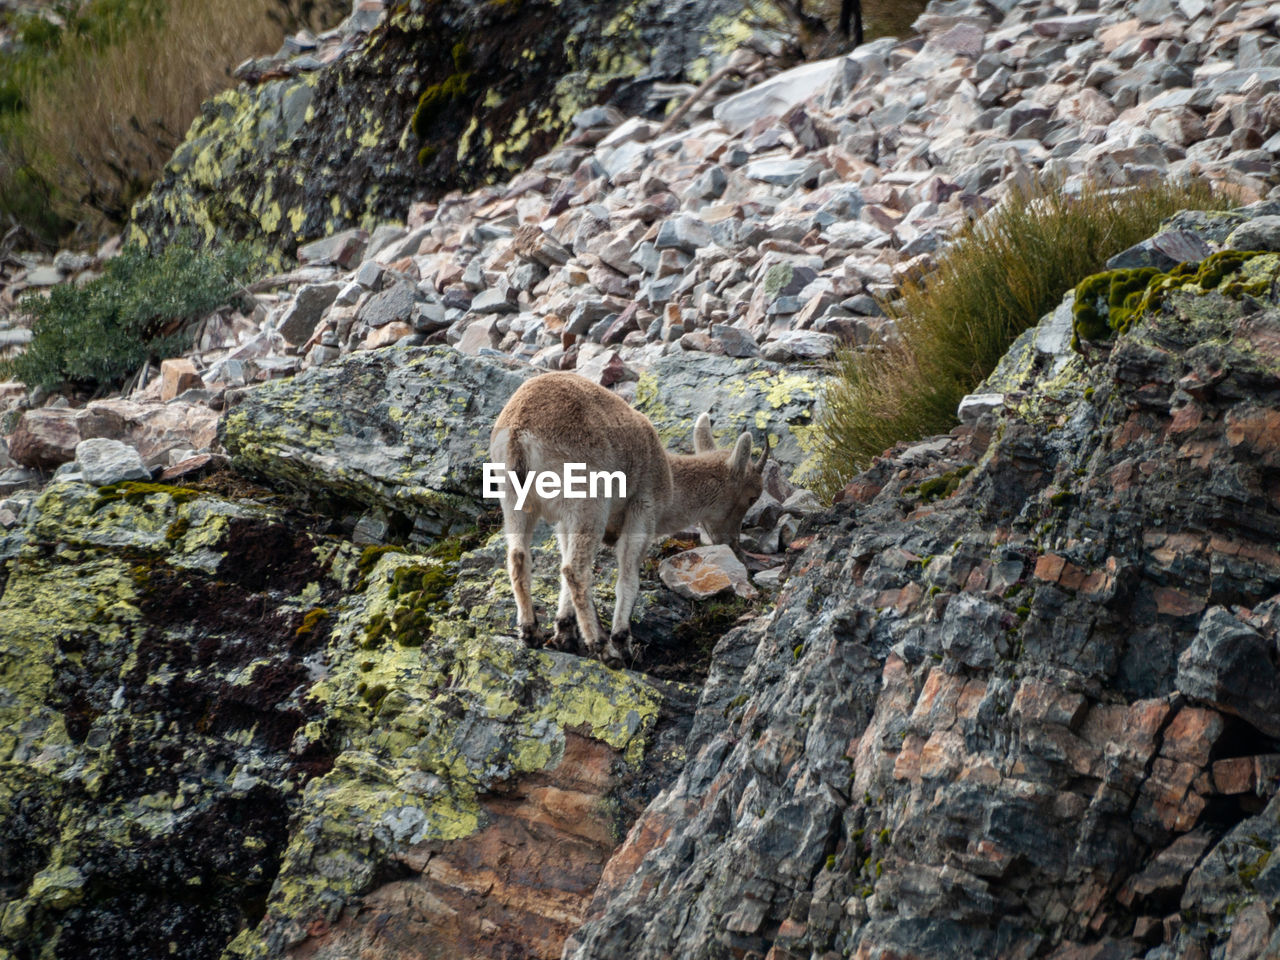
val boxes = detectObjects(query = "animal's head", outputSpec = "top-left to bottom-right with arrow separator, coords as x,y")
692,412 -> 769,553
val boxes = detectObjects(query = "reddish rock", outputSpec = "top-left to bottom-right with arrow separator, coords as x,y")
7,408 -> 81,470
160,357 -> 203,402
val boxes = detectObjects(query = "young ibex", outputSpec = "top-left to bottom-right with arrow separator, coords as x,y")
489,373 -> 768,668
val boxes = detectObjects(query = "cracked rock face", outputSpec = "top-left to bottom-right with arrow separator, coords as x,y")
568,263 -> 1280,958
0,480 -> 703,960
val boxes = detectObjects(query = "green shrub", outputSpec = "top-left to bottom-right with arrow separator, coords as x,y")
5,237 -> 254,391
809,178 -> 1234,500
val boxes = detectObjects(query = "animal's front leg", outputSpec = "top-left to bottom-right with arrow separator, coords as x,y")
602,531 -> 647,669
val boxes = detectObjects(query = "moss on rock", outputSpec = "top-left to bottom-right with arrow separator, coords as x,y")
1072,250 -> 1280,350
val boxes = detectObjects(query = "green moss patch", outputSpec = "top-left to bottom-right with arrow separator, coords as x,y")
1072,250 -> 1280,350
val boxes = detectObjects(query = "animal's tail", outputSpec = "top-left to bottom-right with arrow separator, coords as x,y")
505,428 -> 531,494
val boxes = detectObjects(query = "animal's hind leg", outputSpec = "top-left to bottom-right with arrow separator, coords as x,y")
549,527 -> 584,655
560,528 -> 604,656
503,504 -> 541,647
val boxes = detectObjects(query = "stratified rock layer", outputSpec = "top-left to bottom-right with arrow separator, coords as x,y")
569,270 -> 1280,956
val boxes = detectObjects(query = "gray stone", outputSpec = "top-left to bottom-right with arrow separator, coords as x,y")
567,299 -> 614,336
470,287 -> 518,315
355,260 -> 384,288
656,215 -> 712,254
411,300 -> 449,332
687,166 -> 727,200
710,324 -> 760,358
1225,216 -> 1280,252
957,392 -> 1004,425
760,330 -> 837,361
74,438 -> 150,486
278,282 -> 344,345
297,228 -> 368,268
334,280 -> 364,306
1105,229 -> 1214,271
364,224 -> 408,261
359,282 -> 415,328
1031,13 -> 1102,39
742,158 -> 822,188
1177,607 -> 1280,738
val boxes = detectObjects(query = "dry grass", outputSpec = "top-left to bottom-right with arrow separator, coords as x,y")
1,0 -> 345,242
809,178 -> 1235,500
861,0 -> 930,40
24,0 -> 283,230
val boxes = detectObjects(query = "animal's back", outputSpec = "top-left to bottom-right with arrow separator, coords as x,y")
493,373 -> 665,472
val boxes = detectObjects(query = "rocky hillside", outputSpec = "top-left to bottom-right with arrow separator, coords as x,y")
569,220 -> 1280,959
3,0 -> 1280,957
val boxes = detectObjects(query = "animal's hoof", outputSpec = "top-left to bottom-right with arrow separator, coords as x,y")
549,617 -> 584,655
601,630 -> 632,670
519,623 -> 545,649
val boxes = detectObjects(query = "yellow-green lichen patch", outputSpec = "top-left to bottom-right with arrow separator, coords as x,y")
0,554 -> 137,764
241,536 -> 668,945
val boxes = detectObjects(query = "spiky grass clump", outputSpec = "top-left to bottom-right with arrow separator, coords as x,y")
809,178 -> 1234,500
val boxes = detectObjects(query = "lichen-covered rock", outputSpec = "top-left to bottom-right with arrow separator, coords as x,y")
633,353 -> 827,477
129,0 -> 750,255
0,477 -> 702,960
0,481 -> 345,959
219,346 -> 537,537
568,233 -> 1280,959
221,346 -> 828,537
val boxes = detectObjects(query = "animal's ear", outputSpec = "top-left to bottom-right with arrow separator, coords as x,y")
693,413 -> 715,453
729,432 -> 752,476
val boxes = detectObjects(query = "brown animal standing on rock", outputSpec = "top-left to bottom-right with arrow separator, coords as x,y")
488,373 -> 768,668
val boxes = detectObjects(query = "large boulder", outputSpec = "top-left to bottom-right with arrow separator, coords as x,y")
220,346 -> 537,535
0,480 -> 699,960
568,229 -> 1280,959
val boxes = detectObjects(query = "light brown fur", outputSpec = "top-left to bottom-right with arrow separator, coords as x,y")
490,372 -> 766,668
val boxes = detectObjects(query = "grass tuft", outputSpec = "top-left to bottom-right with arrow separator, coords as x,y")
809,178 -> 1235,500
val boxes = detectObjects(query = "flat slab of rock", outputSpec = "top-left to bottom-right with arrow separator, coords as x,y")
659,544 -> 757,600
74,438 -> 150,486
713,55 -> 850,133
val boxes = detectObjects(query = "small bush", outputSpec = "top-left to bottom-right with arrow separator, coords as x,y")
6,237 -> 254,391
809,178 -> 1234,500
